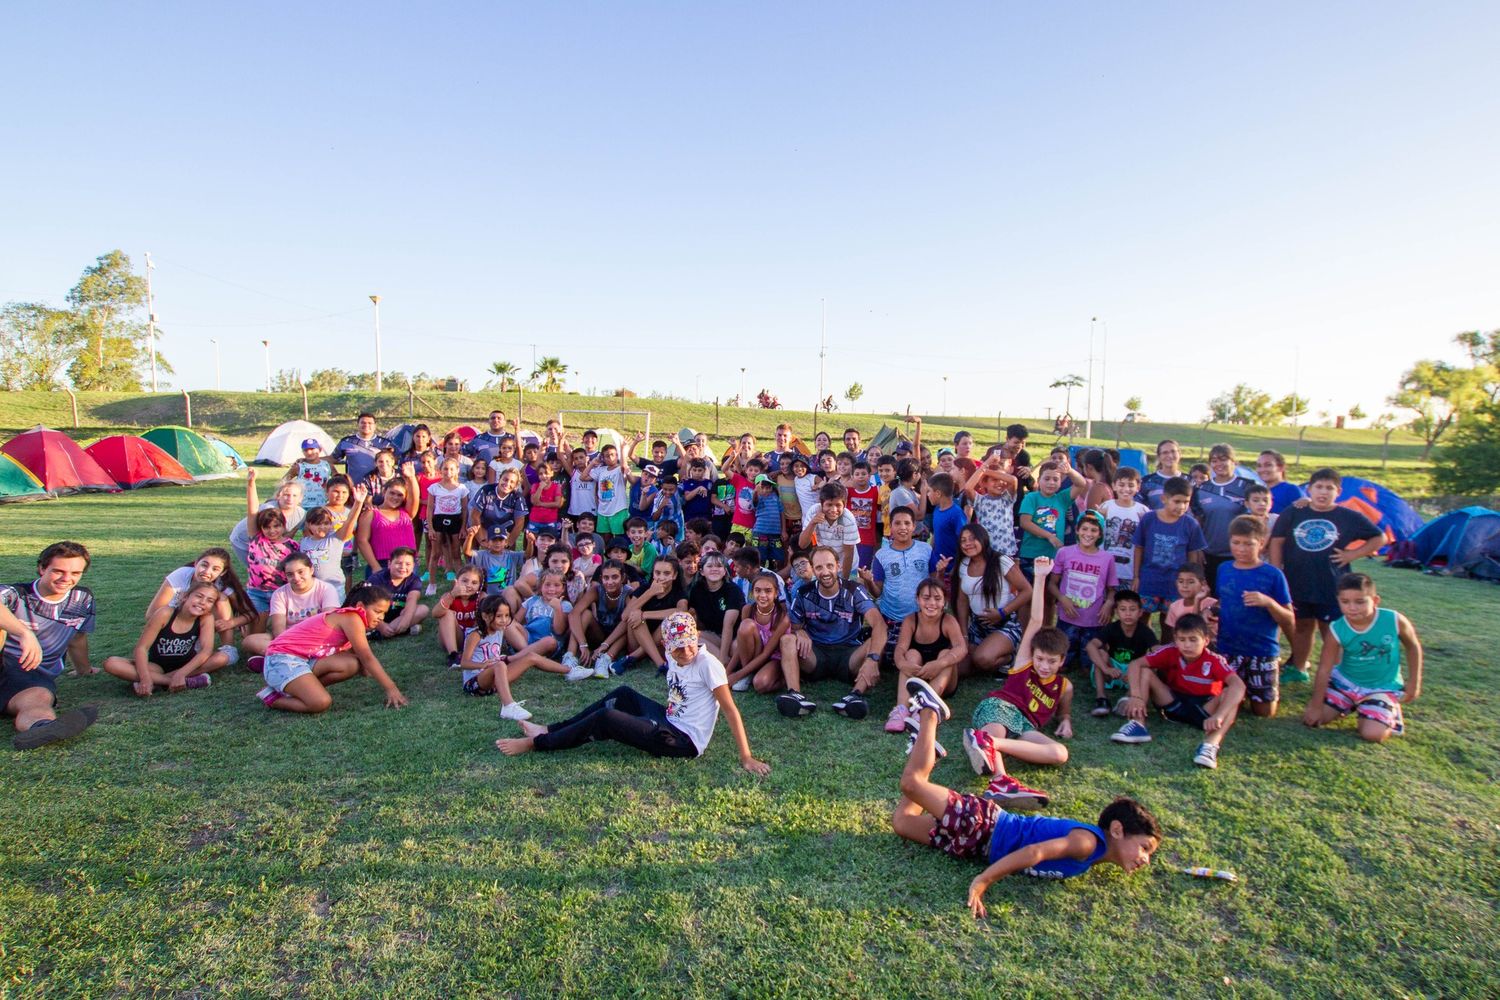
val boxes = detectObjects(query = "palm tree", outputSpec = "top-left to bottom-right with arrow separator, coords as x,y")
487,361 -> 520,392
1049,374 -> 1085,417
532,356 -> 568,393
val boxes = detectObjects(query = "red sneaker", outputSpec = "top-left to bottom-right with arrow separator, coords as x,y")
981,774 -> 1050,809
963,727 -> 1000,776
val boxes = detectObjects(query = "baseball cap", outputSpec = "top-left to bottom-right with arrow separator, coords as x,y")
754,474 -> 773,486
895,442 -> 913,454
486,524 -> 508,540
301,438 -> 321,450
937,447 -> 954,457
661,612 -> 699,653
643,464 -> 661,477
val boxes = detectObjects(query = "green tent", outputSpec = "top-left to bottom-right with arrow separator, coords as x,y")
141,426 -> 232,480
0,453 -> 49,504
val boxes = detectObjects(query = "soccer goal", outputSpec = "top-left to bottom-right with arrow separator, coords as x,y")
556,408 -> 653,450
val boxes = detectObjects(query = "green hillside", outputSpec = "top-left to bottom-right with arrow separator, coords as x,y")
0,390 -> 1434,496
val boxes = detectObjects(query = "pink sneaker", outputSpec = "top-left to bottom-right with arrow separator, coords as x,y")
981,774 -> 1050,809
246,655 -> 265,674
255,685 -> 282,707
884,703 -> 910,733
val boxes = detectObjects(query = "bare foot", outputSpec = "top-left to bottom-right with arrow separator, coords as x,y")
519,720 -> 548,738
495,737 -> 535,756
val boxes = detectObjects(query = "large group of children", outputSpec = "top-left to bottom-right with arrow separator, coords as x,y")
0,410 -> 1427,911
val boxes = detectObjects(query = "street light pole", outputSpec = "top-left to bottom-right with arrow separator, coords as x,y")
261,340 -> 271,392
1099,321 -> 1109,429
209,338 -> 221,390
942,375 -> 949,416
369,295 -> 383,392
1086,317 -> 1096,439
145,252 -> 158,392
740,367 -> 746,404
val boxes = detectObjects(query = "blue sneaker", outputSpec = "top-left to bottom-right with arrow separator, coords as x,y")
1111,720 -> 1153,744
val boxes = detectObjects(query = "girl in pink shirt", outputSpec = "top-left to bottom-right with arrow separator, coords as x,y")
356,462 -> 421,574
253,583 -> 408,713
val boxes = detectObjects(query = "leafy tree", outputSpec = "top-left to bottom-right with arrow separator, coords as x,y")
487,361 -> 521,392
1454,329 -> 1500,402
270,369 -> 304,392
1123,395 -> 1144,420
532,356 -> 568,393
1206,383 -> 1274,425
1348,403 -> 1367,421
0,303 -> 80,390
1433,402 -> 1500,494
304,368 -> 354,392
1389,360 -> 1487,459
1274,393 -> 1310,424
844,382 -> 864,403
1049,374 -> 1085,416
64,250 -> 166,390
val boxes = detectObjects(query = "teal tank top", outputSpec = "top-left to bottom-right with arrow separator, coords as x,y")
1331,607 -> 1402,691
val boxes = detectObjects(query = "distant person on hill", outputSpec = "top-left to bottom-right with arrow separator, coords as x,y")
331,412 -> 394,486
1,541 -> 99,749
1302,573 -> 1423,743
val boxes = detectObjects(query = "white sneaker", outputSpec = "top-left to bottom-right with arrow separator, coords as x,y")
500,701 -> 533,722
407,623 -> 422,637
561,651 -> 581,670
424,583 -> 437,596
218,644 -> 240,666
565,665 -> 596,682
593,653 -> 613,679
731,675 -> 752,692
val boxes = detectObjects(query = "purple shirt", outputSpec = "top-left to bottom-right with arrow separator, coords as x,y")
1050,544 -> 1119,627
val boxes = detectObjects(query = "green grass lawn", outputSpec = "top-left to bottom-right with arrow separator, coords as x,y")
3,490 -> 1496,997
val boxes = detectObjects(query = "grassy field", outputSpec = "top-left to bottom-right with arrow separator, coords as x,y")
1,477 -> 1497,998
0,389 -> 1437,498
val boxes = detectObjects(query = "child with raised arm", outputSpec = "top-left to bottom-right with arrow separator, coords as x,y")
242,469 -> 300,622
962,450 -> 1020,558
241,553 -> 341,661
104,583 -> 230,695
1111,613 -> 1245,770
496,612 -> 771,774
356,462 -> 421,575
961,557 -> 1073,808
256,584 -> 409,713
458,594 -> 534,721
892,677 -> 1160,918
1047,509 -> 1118,669
1302,573 -> 1422,743
426,457 -> 469,596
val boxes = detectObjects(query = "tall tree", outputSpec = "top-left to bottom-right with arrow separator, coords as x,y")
532,356 -> 568,393
1433,401 -> 1500,494
844,381 -> 864,403
63,250 -> 166,389
0,303 -> 81,390
1049,374 -> 1085,417
1274,393 -> 1310,424
1454,329 -> 1500,402
1389,360 -> 1487,459
487,361 -> 521,392
1206,383 -> 1274,425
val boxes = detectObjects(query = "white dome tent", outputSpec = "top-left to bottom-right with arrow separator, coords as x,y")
254,419 -> 337,466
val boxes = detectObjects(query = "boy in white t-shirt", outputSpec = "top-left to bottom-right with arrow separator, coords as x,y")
798,482 -> 861,579
589,444 -> 632,537
1100,468 -> 1150,591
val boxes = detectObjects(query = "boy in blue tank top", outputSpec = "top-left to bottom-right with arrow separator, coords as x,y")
1302,572 -> 1423,743
892,677 -> 1163,918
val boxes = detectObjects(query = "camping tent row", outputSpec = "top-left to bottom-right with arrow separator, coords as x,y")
0,425 -> 239,503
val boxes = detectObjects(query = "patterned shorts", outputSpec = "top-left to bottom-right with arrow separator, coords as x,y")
462,671 -> 497,697
1225,654 -> 1279,704
928,789 -> 1001,860
967,614 -> 1024,650
1056,621 -> 1102,669
972,696 -> 1033,736
1325,670 -> 1405,735
1140,593 -> 1171,615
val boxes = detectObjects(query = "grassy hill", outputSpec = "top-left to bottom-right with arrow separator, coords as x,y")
0,390 -> 1435,496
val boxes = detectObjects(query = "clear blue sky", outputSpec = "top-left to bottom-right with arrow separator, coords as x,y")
4,2 -> 1497,423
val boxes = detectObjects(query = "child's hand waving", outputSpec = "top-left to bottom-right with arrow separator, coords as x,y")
1032,555 -> 1054,576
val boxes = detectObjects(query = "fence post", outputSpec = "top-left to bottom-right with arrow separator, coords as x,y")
517,385 -> 524,434
1382,428 -> 1395,471
715,398 -> 720,435
63,387 -> 79,428
407,379 -> 414,419
1295,426 -> 1308,466
300,382 -> 309,421
182,390 -> 192,428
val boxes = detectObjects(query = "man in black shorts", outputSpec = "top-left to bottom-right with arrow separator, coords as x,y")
1,541 -> 99,750
777,546 -> 887,721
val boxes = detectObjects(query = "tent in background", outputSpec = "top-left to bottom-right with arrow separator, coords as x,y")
1410,507 -> 1500,577
0,454 -> 49,504
207,436 -> 249,472
1067,445 -> 1150,476
255,420 -> 336,466
1,426 -> 117,494
590,427 -> 625,450
450,424 -> 480,443
385,423 -> 416,455
1333,476 -> 1424,551
142,426 -> 233,480
84,435 -> 194,489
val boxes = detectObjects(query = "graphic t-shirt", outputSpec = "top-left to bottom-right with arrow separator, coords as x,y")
471,549 -> 524,595
1050,545 -> 1119,626
297,534 -> 346,592
991,661 -> 1067,729
295,459 -> 333,509
1213,561 -> 1291,657
1018,488 -> 1071,559
521,594 -> 572,643
1271,505 -> 1382,608
427,482 -> 467,518
1097,620 -> 1159,673
269,580 -> 340,626
1136,512 -> 1207,600
730,473 -> 756,529
845,485 -> 880,546
871,540 -> 934,621
1100,499 -> 1149,583
0,581 -> 96,677
1331,608 -> 1404,691
664,648 -> 730,755
591,466 -> 629,517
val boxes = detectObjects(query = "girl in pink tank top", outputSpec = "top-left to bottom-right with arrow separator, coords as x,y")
357,463 -> 421,571
257,584 -> 408,714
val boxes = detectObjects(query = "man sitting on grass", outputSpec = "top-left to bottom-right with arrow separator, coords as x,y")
1,541 -> 100,750
891,677 -> 1162,918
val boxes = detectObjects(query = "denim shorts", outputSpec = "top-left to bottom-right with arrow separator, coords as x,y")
263,652 -> 315,693
248,588 -> 275,614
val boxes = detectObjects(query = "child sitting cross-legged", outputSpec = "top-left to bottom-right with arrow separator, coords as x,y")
1111,612 -> 1245,769
961,556 -> 1073,808
1083,589 -> 1158,717
892,677 -> 1162,918
458,594 -> 534,721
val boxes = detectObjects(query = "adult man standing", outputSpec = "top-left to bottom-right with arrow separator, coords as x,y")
769,423 -> 798,468
1140,439 -> 1184,511
331,412 -> 394,487
777,546 -> 887,722
466,410 -> 512,463
842,427 -> 863,459
1,541 -> 99,750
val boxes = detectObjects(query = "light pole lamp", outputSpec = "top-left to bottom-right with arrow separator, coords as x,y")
370,295 -> 383,392
261,340 -> 271,392
210,338 -> 221,390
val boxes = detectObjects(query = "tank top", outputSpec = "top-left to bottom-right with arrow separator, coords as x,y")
151,613 -> 201,668
1330,608 -> 1403,691
268,607 -> 367,660
367,508 -> 416,562
993,661 -> 1066,729
958,555 -> 1013,616
907,617 -> 952,662
592,585 -> 629,628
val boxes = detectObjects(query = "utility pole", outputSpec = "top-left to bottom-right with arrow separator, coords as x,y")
209,338 -> 221,390
1099,320 -> 1108,430
261,340 -> 271,392
740,367 -> 746,404
1086,317 -> 1096,439
145,252 -> 158,392
369,295 -> 383,391
816,298 -> 827,434
942,375 -> 949,417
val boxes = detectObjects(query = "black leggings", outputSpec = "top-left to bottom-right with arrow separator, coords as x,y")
532,685 -> 698,758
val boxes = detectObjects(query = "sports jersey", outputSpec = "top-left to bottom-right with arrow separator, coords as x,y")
1144,644 -> 1235,698
991,661 -> 1066,729
788,581 -> 875,647
1,580 -> 96,677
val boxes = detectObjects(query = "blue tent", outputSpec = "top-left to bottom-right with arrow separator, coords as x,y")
1333,476 -> 1424,546
207,436 -> 248,472
1067,446 -> 1149,476
1411,506 -> 1500,575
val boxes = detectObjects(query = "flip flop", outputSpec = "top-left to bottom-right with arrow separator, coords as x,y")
13,704 -> 99,751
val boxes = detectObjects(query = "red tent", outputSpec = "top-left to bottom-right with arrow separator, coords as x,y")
450,424 -> 480,442
0,426 -> 118,494
85,435 -> 195,489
